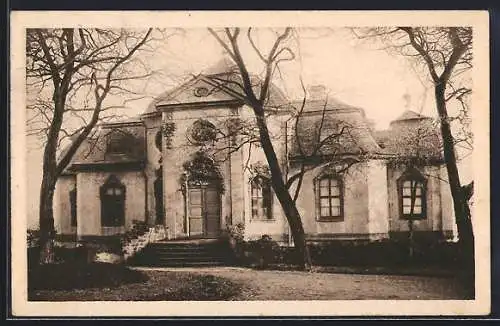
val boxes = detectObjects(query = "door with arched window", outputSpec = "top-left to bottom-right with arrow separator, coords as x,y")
187,182 -> 221,238
184,152 -> 223,238
100,175 -> 126,227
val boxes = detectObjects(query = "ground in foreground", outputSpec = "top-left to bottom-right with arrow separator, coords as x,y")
28,263 -> 242,301
29,264 -> 470,301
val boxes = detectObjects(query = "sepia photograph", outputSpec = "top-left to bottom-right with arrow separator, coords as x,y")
10,10 -> 490,316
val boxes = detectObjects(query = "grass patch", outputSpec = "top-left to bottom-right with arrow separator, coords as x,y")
28,263 -> 242,301
29,262 -> 148,291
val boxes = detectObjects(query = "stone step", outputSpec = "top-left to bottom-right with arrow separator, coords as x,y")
128,240 -> 236,268
134,261 -> 230,267
142,250 -> 229,257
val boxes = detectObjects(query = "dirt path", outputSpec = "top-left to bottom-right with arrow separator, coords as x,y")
133,267 -> 469,300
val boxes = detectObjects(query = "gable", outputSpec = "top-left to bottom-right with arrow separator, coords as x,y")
153,76 -> 242,109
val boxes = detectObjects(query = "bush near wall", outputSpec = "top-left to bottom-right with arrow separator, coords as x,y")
226,232 -> 462,268
310,240 -> 462,267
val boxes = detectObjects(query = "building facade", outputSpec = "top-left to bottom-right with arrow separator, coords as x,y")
53,61 -> 456,245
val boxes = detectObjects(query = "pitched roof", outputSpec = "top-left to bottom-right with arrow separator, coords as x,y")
289,98 -> 382,158
374,110 -> 442,162
392,110 -> 429,123
63,122 -> 146,172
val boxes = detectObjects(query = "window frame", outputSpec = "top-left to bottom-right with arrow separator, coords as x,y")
314,174 -> 344,222
100,175 -> 126,227
250,175 -> 274,221
397,170 -> 427,220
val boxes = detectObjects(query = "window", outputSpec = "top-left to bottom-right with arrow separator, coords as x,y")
189,119 -> 217,145
100,175 -> 126,227
316,175 -> 343,221
399,173 -> 427,219
69,188 -> 77,227
106,130 -> 135,155
251,176 -> 273,220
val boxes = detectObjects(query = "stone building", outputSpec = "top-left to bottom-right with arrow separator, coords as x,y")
53,60 -> 456,246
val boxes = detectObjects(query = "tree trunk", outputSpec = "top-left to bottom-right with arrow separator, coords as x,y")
408,219 -> 414,259
38,173 -> 57,264
254,111 -> 312,270
435,83 -> 474,278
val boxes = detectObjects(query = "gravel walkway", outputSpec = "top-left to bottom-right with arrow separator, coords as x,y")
132,267 -> 469,300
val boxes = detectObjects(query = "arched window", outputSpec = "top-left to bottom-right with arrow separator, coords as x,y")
250,175 -> 273,220
315,174 -> 343,221
69,187 -> 77,227
100,175 -> 126,227
398,169 -> 427,219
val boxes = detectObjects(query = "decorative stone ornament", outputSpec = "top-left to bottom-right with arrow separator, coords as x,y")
193,86 -> 209,97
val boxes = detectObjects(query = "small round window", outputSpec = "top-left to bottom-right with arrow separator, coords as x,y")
189,119 -> 217,144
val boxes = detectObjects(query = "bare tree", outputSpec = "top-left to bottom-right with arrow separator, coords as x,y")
26,28 -> 158,263
207,28 -> 368,270
353,27 -> 474,273
206,27 -> 314,269
383,120 -> 442,258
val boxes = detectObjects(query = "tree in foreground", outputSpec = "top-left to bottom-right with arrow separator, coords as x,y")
26,28 -> 157,263
207,28 -> 368,270
354,27 -> 474,286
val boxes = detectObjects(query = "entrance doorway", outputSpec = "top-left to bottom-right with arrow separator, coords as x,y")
187,185 -> 221,238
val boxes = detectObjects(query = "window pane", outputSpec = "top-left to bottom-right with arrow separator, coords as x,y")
115,188 -> 122,195
320,207 -> 330,217
320,198 -> 330,208
320,184 -> 329,196
330,184 -> 340,196
330,197 -> 340,208
403,206 -> 411,214
413,206 -> 422,214
413,197 -> 422,207
402,186 -> 412,196
106,188 -> 114,195
415,186 -> 422,196
403,198 -> 412,207
319,178 -> 330,188
330,206 -> 341,217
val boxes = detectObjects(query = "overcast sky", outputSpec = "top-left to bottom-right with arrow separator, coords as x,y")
26,27 -> 471,228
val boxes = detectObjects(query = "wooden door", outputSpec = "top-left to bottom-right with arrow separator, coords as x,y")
188,186 -> 221,238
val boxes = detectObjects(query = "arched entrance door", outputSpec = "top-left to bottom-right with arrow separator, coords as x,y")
183,151 -> 223,238
187,183 -> 221,238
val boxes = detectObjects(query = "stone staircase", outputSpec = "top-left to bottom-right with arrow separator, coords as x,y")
128,238 -> 235,267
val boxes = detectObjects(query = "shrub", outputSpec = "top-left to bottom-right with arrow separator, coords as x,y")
120,220 -> 149,247
226,222 -> 245,242
244,235 -> 279,269
306,239 -> 462,267
28,262 -> 148,291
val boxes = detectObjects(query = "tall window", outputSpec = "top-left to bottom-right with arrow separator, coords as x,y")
69,187 -> 77,227
316,175 -> 343,221
251,176 -> 273,220
399,171 -> 427,219
100,175 -> 126,227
